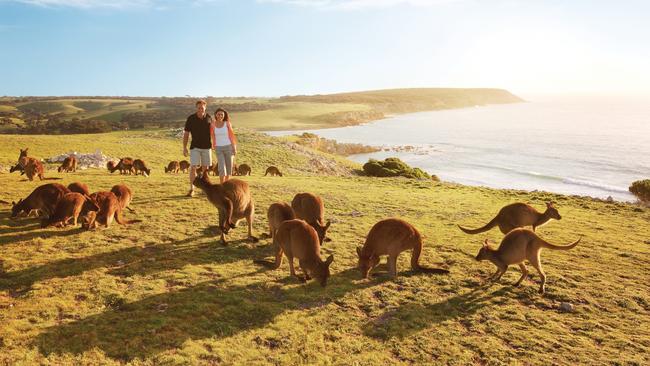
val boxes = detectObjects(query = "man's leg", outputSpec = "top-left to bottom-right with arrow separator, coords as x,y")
187,149 -> 199,197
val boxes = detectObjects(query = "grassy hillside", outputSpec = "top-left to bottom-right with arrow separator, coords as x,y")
0,131 -> 648,365
0,88 -> 522,133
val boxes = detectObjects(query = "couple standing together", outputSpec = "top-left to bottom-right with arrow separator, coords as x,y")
182,100 -> 238,197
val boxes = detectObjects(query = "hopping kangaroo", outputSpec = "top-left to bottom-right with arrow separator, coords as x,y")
83,191 -> 141,229
179,160 -> 190,173
267,202 -> 295,238
165,161 -> 180,174
192,171 -> 258,245
11,183 -> 70,218
236,164 -> 251,176
458,202 -> 561,235
264,166 -> 283,177
133,159 -> 151,176
68,182 -> 90,195
110,184 -> 135,213
254,219 -> 334,286
291,192 -> 331,244
57,156 -> 77,173
475,228 -> 581,294
41,192 -> 98,228
357,218 -> 449,279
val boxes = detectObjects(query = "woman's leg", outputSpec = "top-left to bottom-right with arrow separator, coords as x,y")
216,146 -> 227,184
223,146 -> 233,182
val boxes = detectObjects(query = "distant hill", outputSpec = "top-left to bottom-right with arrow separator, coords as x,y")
0,88 -> 523,134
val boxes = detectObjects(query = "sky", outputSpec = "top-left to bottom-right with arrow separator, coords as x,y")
1,0 -> 649,97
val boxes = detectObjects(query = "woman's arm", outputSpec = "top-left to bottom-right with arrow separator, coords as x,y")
210,121 -> 216,149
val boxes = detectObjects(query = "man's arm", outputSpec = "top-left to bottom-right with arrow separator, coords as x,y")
183,131 -> 190,157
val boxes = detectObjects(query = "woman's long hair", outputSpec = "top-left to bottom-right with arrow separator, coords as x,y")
214,108 -> 230,122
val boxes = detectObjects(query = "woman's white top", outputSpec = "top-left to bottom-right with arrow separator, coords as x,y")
213,123 -> 232,146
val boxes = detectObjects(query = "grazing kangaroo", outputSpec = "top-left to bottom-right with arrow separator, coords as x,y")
291,192 -> 331,244
117,158 -> 135,175
357,218 -> 449,279
165,161 -> 180,174
458,202 -> 562,235
83,191 -> 141,229
236,164 -> 251,176
133,159 -> 151,176
41,192 -> 98,228
267,202 -> 296,238
57,156 -> 77,173
67,182 -> 90,196
207,163 -> 219,176
475,228 -> 581,294
192,171 -> 258,245
254,219 -> 334,286
179,160 -> 190,173
11,183 -> 70,218
264,166 -> 283,177
110,184 -> 135,213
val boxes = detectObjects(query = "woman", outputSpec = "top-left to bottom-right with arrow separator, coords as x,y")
211,107 -> 237,184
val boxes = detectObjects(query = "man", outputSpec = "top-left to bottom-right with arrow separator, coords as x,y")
183,100 -> 215,197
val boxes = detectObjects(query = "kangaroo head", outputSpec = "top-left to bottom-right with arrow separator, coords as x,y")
546,202 -> 561,220
313,220 -> 331,244
356,246 -> 380,279
313,254 -> 334,287
475,239 -> 493,261
19,148 -> 28,158
10,199 -> 24,218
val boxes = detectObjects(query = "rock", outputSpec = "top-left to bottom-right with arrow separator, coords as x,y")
350,210 -> 363,217
559,302 -> 574,313
46,149 -> 116,170
606,196 -> 614,203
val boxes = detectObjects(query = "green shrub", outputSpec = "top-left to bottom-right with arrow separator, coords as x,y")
629,179 -> 650,202
362,157 -> 431,179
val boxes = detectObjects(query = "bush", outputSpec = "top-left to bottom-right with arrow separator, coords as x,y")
362,157 -> 431,179
629,179 -> 650,203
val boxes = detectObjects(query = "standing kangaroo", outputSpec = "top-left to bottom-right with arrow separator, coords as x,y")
475,228 -> 581,294
254,219 -> 334,287
68,182 -> 90,196
192,171 -> 258,245
110,184 -> 135,213
18,148 -> 46,181
357,218 -> 449,279
291,192 -> 331,244
267,202 -> 295,238
458,202 -> 561,235
57,156 -> 77,173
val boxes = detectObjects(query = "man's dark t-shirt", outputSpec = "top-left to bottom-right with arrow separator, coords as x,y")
184,113 -> 213,149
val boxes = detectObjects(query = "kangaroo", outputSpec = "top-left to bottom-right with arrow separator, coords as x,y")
207,162 -> 219,176
236,164 -> 251,176
356,218 -> 449,279
165,161 -> 180,174
458,202 -> 562,235
475,228 -> 581,294
254,219 -> 334,287
179,160 -> 190,173
11,183 -> 70,218
57,156 -> 77,173
41,192 -> 98,228
117,158 -> 135,175
267,202 -> 296,238
18,148 -> 47,181
264,166 -> 283,177
291,192 -> 331,244
192,171 -> 258,245
83,191 -> 141,229
133,159 -> 151,176
68,182 -> 90,195
110,184 -> 135,213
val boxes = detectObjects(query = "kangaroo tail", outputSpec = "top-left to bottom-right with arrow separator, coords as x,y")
114,210 -> 142,225
125,206 -> 136,213
541,236 -> 582,250
457,216 -> 498,235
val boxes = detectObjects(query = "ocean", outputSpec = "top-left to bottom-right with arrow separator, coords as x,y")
266,96 -> 650,202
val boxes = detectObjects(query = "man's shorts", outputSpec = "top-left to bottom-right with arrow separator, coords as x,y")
190,148 -> 212,167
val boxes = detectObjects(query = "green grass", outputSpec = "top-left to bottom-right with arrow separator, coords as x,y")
0,132 -> 649,365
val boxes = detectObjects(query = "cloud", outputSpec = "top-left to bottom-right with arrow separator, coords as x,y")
257,0 -> 459,10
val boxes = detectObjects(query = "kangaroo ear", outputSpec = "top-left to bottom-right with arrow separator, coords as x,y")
483,239 -> 489,248
12,201 -> 16,206
325,254 -> 334,266
356,246 -> 362,257
324,220 -> 331,230
546,201 -> 553,207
